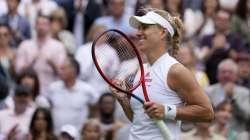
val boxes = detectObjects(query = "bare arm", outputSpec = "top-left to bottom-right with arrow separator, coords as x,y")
110,80 -> 134,121
168,64 -> 214,122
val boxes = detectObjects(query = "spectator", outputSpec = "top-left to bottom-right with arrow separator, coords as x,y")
72,0 -> 102,46
18,0 -> 58,37
15,14 -> 67,96
184,0 -> 219,39
0,0 -> 31,48
48,55 -> 98,134
0,75 -> 9,110
94,0 -> 135,36
231,0 -> 250,51
236,118 -> 250,140
180,122 -> 226,140
50,8 -> 76,54
98,93 -> 123,140
235,53 -> 250,89
80,119 -> 102,140
165,0 -> 184,17
0,85 -> 34,140
206,59 -> 250,131
0,23 -> 16,85
75,24 -> 120,96
16,68 -> 50,108
28,107 -> 56,140
58,124 -> 78,140
177,44 -> 210,89
200,9 -> 243,84
211,100 -> 237,140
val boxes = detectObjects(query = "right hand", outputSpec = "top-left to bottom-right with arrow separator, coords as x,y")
110,80 -> 130,102
5,125 -> 19,140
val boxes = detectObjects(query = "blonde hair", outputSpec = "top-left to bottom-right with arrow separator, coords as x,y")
51,8 -> 68,29
141,8 -> 183,57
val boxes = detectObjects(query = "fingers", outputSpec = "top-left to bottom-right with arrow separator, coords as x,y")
144,102 -> 164,120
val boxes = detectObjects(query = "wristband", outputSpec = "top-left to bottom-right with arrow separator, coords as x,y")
164,104 -> 177,120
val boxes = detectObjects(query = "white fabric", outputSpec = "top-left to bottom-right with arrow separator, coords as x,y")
184,9 -> 215,38
164,104 -> 177,120
18,0 -> 58,37
129,11 -> 175,37
0,0 -> 7,16
60,124 -> 78,139
48,79 -> 99,135
129,53 -> 184,140
75,42 -> 120,96
0,108 -> 34,140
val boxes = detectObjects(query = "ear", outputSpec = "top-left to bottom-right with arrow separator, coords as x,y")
160,29 -> 168,40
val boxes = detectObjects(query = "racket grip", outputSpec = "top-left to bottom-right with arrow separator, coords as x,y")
154,120 -> 173,140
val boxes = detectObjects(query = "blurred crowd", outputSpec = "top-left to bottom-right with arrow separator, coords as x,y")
0,0 -> 250,140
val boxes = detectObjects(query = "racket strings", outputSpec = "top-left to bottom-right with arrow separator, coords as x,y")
94,31 -> 141,91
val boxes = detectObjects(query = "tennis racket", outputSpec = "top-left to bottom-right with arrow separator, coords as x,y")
91,29 -> 173,140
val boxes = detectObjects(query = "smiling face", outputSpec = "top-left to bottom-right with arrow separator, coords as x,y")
136,24 -> 166,54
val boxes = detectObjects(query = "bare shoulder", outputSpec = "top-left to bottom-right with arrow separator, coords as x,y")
167,63 -> 197,92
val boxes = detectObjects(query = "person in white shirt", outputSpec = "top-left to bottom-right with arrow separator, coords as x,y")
75,24 -> 120,97
0,85 -> 34,140
111,8 -> 214,140
48,55 -> 99,135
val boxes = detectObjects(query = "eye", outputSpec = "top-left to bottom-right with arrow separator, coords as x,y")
138,24 -> 151,30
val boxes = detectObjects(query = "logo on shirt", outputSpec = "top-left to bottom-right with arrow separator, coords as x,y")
145,72 -> 152,86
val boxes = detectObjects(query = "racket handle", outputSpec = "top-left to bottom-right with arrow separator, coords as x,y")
154,120 -> 173,140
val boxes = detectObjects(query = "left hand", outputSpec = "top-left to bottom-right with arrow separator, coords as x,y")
144,102 -> 165,120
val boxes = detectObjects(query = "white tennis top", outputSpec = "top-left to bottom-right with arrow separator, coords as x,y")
129,53 -> 184,140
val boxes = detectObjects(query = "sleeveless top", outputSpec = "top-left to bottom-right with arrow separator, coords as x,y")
129,53 -> 184,140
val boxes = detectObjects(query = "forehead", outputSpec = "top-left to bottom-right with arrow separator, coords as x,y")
0,26 -> 10,32
216,11 -> 230,19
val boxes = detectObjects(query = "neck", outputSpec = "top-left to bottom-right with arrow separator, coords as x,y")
146,45 -> 167,65
9,10 -> 17,16
37,35 -> 48,42
100,113 -> 114,124
64,78 -> 76,88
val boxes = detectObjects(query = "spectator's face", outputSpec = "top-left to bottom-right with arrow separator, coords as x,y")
238,60 -> 250,79
13,95 -> 29,114
204,0 -> 218,15
218,65 -> 237,84
110,0 -> 124,18
58,59 -> 76,82
0,26 -> 11,47
7,0 -> 19,12
50,16 -> 63,35
36,17 -> 50,37
82,124 -> 101,140
99,96 -> 115,115
21,77 -> 35,92
215,11 -> 231,33
215,104 -> 232,125
34,111 -> 48,132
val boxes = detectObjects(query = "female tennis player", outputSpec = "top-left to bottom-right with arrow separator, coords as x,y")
110,8 -> 214,140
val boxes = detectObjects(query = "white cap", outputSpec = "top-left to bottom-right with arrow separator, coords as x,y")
129,11 -> 175,37
60,124 -> 78,139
